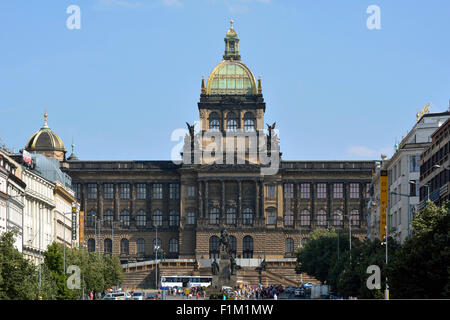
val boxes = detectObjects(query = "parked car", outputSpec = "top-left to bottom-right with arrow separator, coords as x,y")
302,282 -> 313,288
132,292 -> 145,300
111,292 -> 127,300
102,293 -> 115,300
145,295 -> 160,300
125,292 -> 132,300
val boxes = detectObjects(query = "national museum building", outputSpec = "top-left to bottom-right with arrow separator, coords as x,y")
25,23 -> 376,265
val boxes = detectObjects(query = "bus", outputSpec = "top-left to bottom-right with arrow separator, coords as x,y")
160,276 -> 212,289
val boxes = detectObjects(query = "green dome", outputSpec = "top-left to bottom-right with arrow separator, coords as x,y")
206,60 -> 257,95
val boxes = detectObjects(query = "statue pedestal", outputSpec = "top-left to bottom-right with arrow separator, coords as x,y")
206,256 -> 237,297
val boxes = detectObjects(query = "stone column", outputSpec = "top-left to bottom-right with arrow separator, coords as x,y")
238,180 -> 242,218
98,183 -> 103,221
147,182 -> 152,227
114,183 -> 120,222
255,180 -> 259,219
221,181 -> 225,219
205,181 -> 209,219
198,181 -> 203,219
310,183 -> 315,222
296,183 -> 300,221
260,180 -> 264,218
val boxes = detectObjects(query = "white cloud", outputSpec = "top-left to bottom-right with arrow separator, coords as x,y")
347,146 -> 392,159
162,0 -> 184,8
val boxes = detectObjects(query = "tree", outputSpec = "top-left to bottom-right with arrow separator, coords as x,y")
387,201 -> 450,298
0,231 -> 39,299
43,242 -> 71,299
296,228 -> 356,284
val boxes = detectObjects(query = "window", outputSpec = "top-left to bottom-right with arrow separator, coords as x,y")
136,210 -> 146,227
88,239 -> 95,252
300,184 -> 310,199
187,185 -> 196,198
153,184 -> 163,199
153,238 -> 162,253
267,185 -> 276,199
243,236 -> 253,258
120,238 -> 129,255
104,183 -> 114,199
332,210 -> 343,227
137,184 -> 146,199
226,112 -> 238,132
300,210 -> 311,226
317,184 -> 326,199
88,184 -> 97,199
137,238 -> 145,255
244,119 -> 255,132
267,209 -> 276,225
104,238 -> 112,254
226,207 -> 236,225
169,239 -> 179,254
120,210 -> 130,227
350,183 -> 359,199
410,155 -> 420,172
209,112 -> 221,131
229,236 -> 237,258
350,209 -> 360,226
153,210 -> 162,227
169,210 -> 179,227
316,209 -> 327,226
284,183 -> 294,199
104,210 -> 113,226
169,184 -> 179,199
209,207 -> 219,225
209,236 -> 220,259
74,184 -> 81,199
243,208 -> 253,225
187,211 -> 196,225
285,238 -> 294,254
284,210 -> 294,227
120,184 -> 130,199
87,210 -> 96,227
333,183 -> 343,199
244,112 -> 255,132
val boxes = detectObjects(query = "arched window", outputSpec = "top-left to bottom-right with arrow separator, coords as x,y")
153,210 -> 162,227
104,238 -> 112,254
333,210 -> 343,227
87,238 -> 95,252
300,209 -> 311,226
169,238 -> 179,254
316,209 -> 327,226
209,112 -> 220,131
285,238 -> 294,254
243,208 -> 253,225
209,207 -> 220,225
120,238 -> 129,255
87,210 -> 96,227
169,210 -> 179,227
229,236 -> 237,258
244,112 -> 255,132
350,209 -> 360,226
226,112 -> 238,132
120,210 -> 130,227
136,210 -> 146,227
226,207 -> 236,225
209,236 -> 220,259
104,210 -> 113,227
137,238 -> 145,255
284,210 -> 294,227
243,236 -> 253,258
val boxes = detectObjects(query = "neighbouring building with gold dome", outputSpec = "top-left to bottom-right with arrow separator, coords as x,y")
26,22 -> 375,287
25,112 -> 67,162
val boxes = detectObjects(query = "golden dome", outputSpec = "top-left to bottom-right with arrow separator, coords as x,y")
25,113 -> 66,154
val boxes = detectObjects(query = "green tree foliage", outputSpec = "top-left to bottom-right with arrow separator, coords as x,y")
0,231 -> 39,299
296,228 -> 355,284
44,242 -> 70,299
387,201 -> 450,299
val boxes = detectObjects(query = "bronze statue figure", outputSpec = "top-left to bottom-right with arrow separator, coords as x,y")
220,228 -> 230,253
211,258 -> 219,275
186,122 -> 195,138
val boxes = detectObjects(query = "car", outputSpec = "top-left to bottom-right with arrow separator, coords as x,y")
285,286 -> 296,294
111,292 -> 127,300
145,295 -> 160,300
125,292 -> 132,300
294,287 -> 304,297
302,282 -> 313,288
132,292 -> 145,300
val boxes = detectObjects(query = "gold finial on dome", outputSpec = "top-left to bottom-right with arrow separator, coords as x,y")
43,109 -> 49,128
226,19 -> 237,38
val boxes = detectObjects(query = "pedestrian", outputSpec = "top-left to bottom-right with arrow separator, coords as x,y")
196,292 -> 200,300
274,293 -> 278,300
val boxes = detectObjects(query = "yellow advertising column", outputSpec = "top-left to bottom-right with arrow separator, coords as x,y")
380,170 -> 388,242
79,211 -> 84,248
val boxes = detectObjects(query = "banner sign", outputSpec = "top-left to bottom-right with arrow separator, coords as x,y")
72,206 -> 77,241
380,170 -> 388,242
79,211 -> 84,245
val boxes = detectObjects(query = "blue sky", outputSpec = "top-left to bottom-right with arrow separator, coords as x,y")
1,0 -> 450,161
